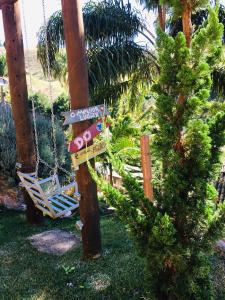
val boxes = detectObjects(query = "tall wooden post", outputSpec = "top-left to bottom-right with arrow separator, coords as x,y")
61,0 -> 101,259
141,135 -> 153,201
0,0 -> 42,224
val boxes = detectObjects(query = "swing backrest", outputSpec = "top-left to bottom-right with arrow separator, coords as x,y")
17,172 -> 60,218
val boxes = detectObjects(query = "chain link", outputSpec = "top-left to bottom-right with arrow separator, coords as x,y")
21,0 -> 74,180
41,0 -> 59,177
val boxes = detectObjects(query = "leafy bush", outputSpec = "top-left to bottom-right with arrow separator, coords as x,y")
53,93 -> 69,117
28,92 -> 50,116
0,105 -> 71,182
0,54 -> 7,76
35,115 -> 71,179
0,104 -> 16,180
91,7 -> 225,300
28,92 -> 69,119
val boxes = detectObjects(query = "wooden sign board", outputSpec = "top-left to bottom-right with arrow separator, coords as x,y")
62,104 -> 110,125
68,119 -> 109,153
72,141 -> 106,168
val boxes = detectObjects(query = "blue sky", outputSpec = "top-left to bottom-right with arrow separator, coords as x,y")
0,0 -> 154,47
0,0 -> 224,48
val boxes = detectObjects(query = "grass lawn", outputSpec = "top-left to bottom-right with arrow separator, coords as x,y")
0,209 -> 225,300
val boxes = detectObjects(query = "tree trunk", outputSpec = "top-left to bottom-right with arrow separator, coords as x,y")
173,6 -> 192,156
61,0 -> 101,260
1,0 -> 42,224
109,163 -> 113,186
141,135 -> 153,201
182,6 -> 192,48
158,5 -> 166,31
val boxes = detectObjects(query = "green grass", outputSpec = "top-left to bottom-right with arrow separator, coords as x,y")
0,210 -> 146,300
0,210 -> 225,300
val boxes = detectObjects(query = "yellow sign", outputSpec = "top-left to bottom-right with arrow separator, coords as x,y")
72,141 -> 106,168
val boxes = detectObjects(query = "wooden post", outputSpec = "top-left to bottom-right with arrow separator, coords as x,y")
61,0 -> 101,259
1,0 -> 43,224
141,135 -> 153,201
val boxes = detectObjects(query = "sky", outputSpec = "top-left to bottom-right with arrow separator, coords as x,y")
0,0 -> 154,48
0,0 -> 224,48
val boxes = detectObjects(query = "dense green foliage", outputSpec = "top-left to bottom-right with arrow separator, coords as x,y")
91,4 -> 225,300
169,5 -> 225,96
0,106 -> 70,182
0,104 -> 16,181
0,54 -> 7,77
28,92 -> 69,118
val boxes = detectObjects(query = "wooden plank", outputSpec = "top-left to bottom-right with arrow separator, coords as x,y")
30,194 -> 45,206
62,193 -> 80,202
50,203 -> 63,213
18,172 -> 36,183
59,194 -> 79,204
55,204 -> 79,218
35,204 -> 56,219
21,181 -> 40,192
72,141 -> 106,168
68,119 -> 110,153
62,104 -> 110,125
38,176 -> 55,185
26,188 -> 43,200
54,195 -> 75,206
61,182 -> 78,193
60,193 -> 80,202
49,197 -> 70,209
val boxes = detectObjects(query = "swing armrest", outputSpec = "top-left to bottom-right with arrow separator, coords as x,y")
61,182 -> 78,193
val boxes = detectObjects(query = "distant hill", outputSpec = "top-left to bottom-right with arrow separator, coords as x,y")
25,49 -> 66,100
0,47 -> 66,100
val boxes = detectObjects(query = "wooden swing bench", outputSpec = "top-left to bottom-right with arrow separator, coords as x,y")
17,172 -> 80,219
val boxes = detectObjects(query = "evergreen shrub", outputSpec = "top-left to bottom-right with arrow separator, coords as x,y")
90,5 -> 225,300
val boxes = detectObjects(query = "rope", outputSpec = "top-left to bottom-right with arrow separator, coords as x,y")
21,0 -> 40,177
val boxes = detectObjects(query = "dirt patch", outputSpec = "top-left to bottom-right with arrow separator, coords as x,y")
0,176 -> 25,210
28,229 -> 80,255
216,240 -> 225,252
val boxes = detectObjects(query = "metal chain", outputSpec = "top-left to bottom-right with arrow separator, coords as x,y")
38,158 -> 74,179
41,0 -> 59,177
21,0 -> 75,180
21,0 -> 40,177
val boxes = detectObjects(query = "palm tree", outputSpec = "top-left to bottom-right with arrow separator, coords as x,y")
169,4 -> 225,96
138,0 -> 166,31
37,0 -> 158,108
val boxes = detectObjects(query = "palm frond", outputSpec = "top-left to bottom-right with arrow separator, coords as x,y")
84,0 -> 142,46
37,0 -> 145,74
37,11 -> 64,75
88,42 -> 148,89
138,0 -> 159,11
88,42 -> 157,106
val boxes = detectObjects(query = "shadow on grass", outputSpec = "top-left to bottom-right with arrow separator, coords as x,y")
0,209 -> 146,300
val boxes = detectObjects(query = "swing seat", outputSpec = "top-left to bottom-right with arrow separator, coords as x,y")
17,172 -> 80,219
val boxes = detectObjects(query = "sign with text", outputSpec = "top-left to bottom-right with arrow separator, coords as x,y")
62,104 -> 110,125
68,119 -> 109,153
72,141 -> 106,168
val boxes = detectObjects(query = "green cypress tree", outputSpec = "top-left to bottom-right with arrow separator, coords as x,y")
90,1 -> 225,299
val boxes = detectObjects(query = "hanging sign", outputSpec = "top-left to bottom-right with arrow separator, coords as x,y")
72,141 -> 106,168
62,104 -> 110,126
68,119 -> 110,153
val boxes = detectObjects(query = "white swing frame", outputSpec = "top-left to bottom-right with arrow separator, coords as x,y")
18,172 -> 80,219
